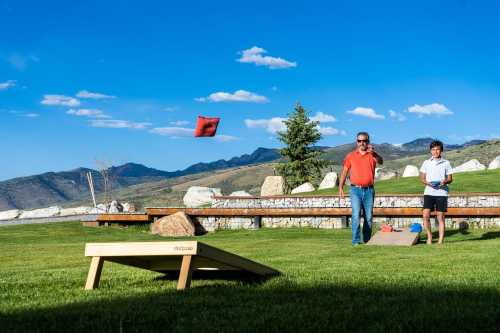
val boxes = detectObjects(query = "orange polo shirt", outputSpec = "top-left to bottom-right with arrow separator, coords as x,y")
343,150 -> 377,186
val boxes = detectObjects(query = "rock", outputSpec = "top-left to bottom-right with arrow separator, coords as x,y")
291,182 -> 315,194
488,156 -> 500,170
453,159 -> 486,173
122,202 -> 136,213
88,204 -> 107,214
319,172 -> 338,190
19,206 -> 61,219
0,209 -> 21,221
229,191 -> 252,197
108,200 -> 123,213
151,212 -> 195,237
89,205 -> 107,214
183,186 -> 222,207
402,165 -> 419,178
375,168 -> 396,180
260,176 -> 285,196
59,206 -> 93,216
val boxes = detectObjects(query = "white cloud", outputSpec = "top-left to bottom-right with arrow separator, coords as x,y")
245,116 -> 345,136
0,80 -> 16,90
388,110 -> 406,122
407,103 -> 452,116
318,126 -> 346,136
67,108 -> 110,118
149,127 -> 194,137
347,107 -> 385,120
311,112 -> 336,123
237,46 -> 297,69
41,94 -> 80,107
245,117 -> 286,134
196,90 -> 269,103
90,119 -> 151,129
7,53 -> 39,71
215,135 -> 239,142
169,120 -> 190,126
76,90 -> 116,99
164,106 -> 179,112
24,113 -> 39,118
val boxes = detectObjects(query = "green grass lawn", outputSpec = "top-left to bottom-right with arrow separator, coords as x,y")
1,223 -> 499,332
308,168 -> 500,195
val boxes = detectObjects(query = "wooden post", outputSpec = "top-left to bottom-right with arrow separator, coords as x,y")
85,256 -> 104,290
86,171 -> 97,208
177,255 -> 193,290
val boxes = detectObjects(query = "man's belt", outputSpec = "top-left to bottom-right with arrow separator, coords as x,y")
350,184 -> 373,189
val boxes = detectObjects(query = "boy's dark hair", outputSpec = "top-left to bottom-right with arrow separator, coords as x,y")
356,132 -> 370,141
430,140 -> 444,151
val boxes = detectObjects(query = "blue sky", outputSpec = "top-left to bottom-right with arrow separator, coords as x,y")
1,0 -> 500,180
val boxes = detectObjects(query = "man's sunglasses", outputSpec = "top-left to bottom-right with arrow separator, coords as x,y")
357,139 -> 369,143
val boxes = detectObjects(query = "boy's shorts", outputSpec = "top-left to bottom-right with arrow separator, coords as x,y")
423,195 -> 448,212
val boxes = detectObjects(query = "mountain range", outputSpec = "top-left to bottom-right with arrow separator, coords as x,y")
0,138 -> 489,210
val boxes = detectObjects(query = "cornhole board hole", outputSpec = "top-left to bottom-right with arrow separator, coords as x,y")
84,241 -> 279,290
367,229 -> 419,246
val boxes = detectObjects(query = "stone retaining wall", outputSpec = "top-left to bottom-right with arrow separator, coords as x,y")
198,195 -> 500,231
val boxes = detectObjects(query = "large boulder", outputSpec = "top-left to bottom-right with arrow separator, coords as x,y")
108,200 -> 123,213
229,190 -> 252,197
318,172 -> 338,190
60,206 -> 93,216
291,182 -> 315,194
151,212 -> 195,237
183,186 -> 222,207
402,165 -> 419,178
0,209 -> 21,221
453,159 -> 486,173
488,156 -> 500,170
19,206 -> 61,219
89,205 -> 108,214
375,168 -> 396,180
122,202 -> 136,213
260,176 -> 285,196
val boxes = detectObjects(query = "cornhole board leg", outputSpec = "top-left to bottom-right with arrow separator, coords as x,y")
85,256 -> 104,290
177,255 -> 193,290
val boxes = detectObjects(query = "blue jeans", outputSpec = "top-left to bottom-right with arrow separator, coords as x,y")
350,186 -> 375,244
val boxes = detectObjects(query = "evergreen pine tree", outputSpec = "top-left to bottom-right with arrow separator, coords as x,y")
276,102 -> 330,192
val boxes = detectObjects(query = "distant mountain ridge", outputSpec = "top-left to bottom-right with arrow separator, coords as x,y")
0,148 -> 280,210
0,139 -> 488,210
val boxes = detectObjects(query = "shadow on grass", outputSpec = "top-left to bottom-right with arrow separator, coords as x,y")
154,270 -> 274,285
427,230 -> 500,243
470,231 -> 500,241
1,283 -> 499,332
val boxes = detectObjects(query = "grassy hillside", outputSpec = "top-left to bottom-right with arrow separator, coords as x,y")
0,223 -> 498,332
308,168 -> 500,195
70,163 -> 277,209
381,139 -> 500,174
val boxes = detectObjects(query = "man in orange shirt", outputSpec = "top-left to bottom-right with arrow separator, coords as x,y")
339,132 -> 383,245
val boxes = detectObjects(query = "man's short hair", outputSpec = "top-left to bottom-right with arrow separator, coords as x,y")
356,132 -> 370,141
430,140 -> 444,151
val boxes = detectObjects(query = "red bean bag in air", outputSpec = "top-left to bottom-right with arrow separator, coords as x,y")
194,116 -> 220,137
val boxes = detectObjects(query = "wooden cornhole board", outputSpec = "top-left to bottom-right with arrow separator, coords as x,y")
84,241 -> 279,290
367,229 -> 420,246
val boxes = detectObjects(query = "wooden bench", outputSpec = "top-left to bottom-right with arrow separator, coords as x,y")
84,241 -> 279,290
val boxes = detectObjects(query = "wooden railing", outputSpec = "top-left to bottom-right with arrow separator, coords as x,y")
93,207 -> 500,224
